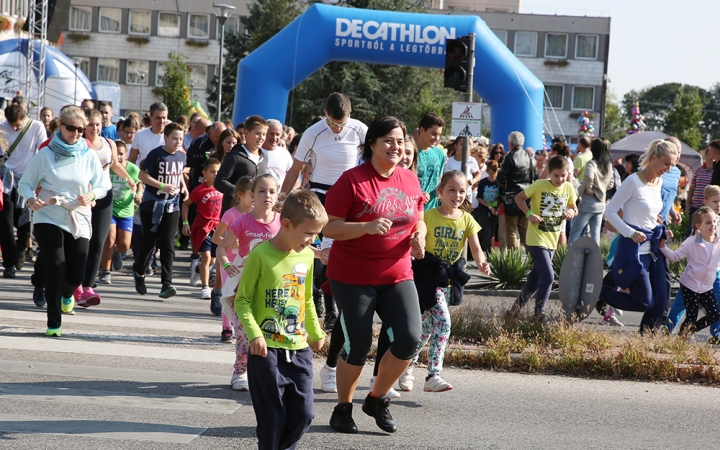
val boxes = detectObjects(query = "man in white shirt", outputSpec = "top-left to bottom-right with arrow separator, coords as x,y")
263,119 -> 297,188
281,92 -> 367,198
129,102 -> 168,166
0,104 -> 48,277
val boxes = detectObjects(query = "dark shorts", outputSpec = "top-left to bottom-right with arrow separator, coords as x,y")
198,230 -> 217,257
111,216 -> 134,233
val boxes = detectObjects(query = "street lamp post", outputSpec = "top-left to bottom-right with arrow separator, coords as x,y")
137,70 -> 148,114
72,57 -> 83,105
213,3 -> 236,122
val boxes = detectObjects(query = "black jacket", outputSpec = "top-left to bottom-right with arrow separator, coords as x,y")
497,146 -> 535,199
412,253 -> 472,313
187,135 -> 215,191
214,144 -> 267,212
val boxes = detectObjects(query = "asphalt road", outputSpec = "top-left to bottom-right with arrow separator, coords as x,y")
1,252 -> 718,449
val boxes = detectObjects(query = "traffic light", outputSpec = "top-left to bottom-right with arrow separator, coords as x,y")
444,36 -> 471,92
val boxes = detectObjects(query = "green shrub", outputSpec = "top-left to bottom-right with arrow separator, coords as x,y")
599,235 -> 612,269
552,245 -> 567,280
667,240 -> 687,284
486,247 -> 532,289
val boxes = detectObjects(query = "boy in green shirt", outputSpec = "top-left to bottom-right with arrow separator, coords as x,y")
235,189 -> 328,450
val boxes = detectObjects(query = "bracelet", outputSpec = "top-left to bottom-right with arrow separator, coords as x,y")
183,221 -> 189,226
525,210 -> 533,218
158,182 -> 165,190
223,262 -> 232,270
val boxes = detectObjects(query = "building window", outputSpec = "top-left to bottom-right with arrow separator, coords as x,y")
155,62 -> 165,87
188,14 -> 210,39
69,56 -> 90,77
158,12 -> 180,37
491,29 -> 508,47
97,58 -> 119,83
544,33 -> 568,58
544,85 -> 564,109
188,64 -> 207,89
127,61 -> 150,85
99,8 -> 121,33
514,31 -> 537,57
69,6 -> 91,32
576,34 -> 599,60
572,86 -> 595,110
129,10 -> 151,35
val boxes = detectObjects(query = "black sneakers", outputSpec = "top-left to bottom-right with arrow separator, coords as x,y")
362,393 -> 397,433
133,271 -> 147,295
33,285 -> 46,308
329,402 -> 357,434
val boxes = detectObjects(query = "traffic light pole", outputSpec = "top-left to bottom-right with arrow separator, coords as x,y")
461,33 -> 475,175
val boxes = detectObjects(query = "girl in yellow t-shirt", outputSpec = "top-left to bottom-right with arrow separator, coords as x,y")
508,156 -> 578,322
404,170 -> 491,393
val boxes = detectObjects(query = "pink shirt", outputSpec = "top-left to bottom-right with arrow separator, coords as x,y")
660,235 -> 720,293
219,207 -> 245,284
229,212 -> 282,258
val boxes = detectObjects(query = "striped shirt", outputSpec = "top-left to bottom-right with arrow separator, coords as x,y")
691,165 -> 713,208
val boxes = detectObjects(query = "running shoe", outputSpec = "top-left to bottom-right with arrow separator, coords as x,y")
134,271 -> 147,295
61,295 -> 75,315
231,373 -> 249,391
77,287 -> 101,308
320,363 -> 337,393
15,255 -> 24,270
98,270 -> 112,284
602,310 -> 624,326
329,402 -> 357,434
190,259 -> 201,286
398,366 -> 414,391
424,374 -> 453,392
201,285 -> 212,300
144,265 -> 153,276
369,376 -> 401,399
362,393 -> 397,433
45,328 -> 61,337
611,306 -> 623,317
112,251 -> 124,271
32,285 -> 46,308
3,266 -> 15,279
221,329 -> 233,342
159,284 -> 177,299
210,290 -> 222,316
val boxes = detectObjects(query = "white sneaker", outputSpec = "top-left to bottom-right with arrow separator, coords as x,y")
200,286 -> 212,299
190,259 -> 200,287
603,310 -> 624,326
398,366 -> 414,391
231,373 -> 249,391
369,376 -> 401,399
424,374 -> 453,392
610,306 -> 623,317
319,363 -> 337,393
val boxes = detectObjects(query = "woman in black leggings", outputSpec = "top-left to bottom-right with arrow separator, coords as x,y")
324,117 -> 426,434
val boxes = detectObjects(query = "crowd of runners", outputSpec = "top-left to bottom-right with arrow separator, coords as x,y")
2,90 -> 720,449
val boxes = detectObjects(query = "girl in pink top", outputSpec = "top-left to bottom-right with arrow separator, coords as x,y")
212,176 -> 254,343
660,206 -> 720,335
217,174 -> 281,391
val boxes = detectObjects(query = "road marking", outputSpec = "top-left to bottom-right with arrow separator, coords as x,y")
0,360 -> 230,385
1,309 -> 220,333
0,383 -> 242,414
0,336 -> 234,364
0,414 -> 207,444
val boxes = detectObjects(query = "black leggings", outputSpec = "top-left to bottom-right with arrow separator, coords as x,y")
326,317 -> 391,377
329,279 -> 421,366
83,190 -> 113,287
34,223 -> 89,329
679,284 -> 720,334
0,189 -> 31,269
133,211 -> 180,288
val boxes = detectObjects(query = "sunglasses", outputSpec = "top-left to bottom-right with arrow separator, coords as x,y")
326,116 -> 348,128
64,124 -> 85,134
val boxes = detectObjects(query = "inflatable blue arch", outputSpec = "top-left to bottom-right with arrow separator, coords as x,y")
233,4 -> 544,148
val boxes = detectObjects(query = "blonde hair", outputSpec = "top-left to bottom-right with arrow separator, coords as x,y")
704,184 -> 720,201
59,105 -> 88,126
639,139 -> 679,169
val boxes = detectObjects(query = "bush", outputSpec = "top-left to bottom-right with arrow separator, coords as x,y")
552,245 -> 568,280
599,235 -> 612,269
667,240 -> 687,284
486,247 -> 532,289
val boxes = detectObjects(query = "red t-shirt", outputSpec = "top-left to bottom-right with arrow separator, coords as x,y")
189,183 -> 223,247
325,162 -> 425,285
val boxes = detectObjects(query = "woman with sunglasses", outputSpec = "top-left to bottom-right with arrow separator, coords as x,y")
74,109 -> 136,308
19,106 -> 107,336
489,143 -> 505,163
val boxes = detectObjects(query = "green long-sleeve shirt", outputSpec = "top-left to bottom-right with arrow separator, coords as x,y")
235,241 -> 325,350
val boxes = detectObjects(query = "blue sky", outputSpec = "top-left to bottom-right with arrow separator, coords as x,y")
522,0 -> 719,97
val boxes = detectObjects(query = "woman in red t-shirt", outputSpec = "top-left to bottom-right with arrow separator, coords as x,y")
324,116 -> 426,434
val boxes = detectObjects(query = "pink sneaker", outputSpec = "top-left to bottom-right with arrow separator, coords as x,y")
76,286 -> 101,308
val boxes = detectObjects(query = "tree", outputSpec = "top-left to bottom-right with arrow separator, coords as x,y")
703,82 -> 720,142
161,52 -> 192,119
206,0 -> 303,119
667,86 -> 706,150
603,90 -> 625,143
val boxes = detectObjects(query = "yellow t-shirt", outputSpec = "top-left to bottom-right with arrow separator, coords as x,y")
524,180 -> 577,249
574,151 -> 593,181
425,208 -> 481,264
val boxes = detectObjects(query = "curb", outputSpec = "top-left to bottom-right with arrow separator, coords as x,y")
464,288 -> 560,300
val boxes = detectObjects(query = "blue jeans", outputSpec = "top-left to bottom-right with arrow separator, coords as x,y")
666,270 -> 720,337
514,245 -> 555,316
568,196 -> 604,245
600,252 -> 668,332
